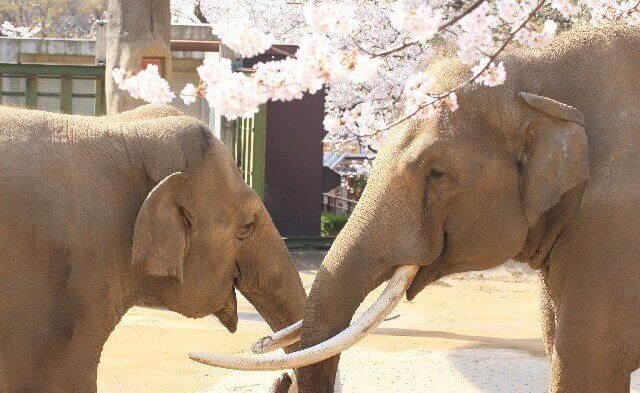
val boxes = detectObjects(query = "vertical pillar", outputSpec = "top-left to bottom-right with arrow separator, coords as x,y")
94,20 -> 107,65
25,76 -> 37,109
95,76 -> 106,116
60,76 -> 72,114
105,0 -> 172,114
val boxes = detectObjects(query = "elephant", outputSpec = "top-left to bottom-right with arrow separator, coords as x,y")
192,24 -> 640,393
0,104 -> 306,392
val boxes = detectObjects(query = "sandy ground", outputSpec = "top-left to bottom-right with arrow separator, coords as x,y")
98,264 -> 640,392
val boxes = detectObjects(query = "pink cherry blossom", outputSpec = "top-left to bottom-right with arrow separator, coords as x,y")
214,22 -> 274,58
304,2 -> 359,36
197,57 -> 232,87
105,0 -> 640,164
111,67 -> 126,87
180,83 -> 198,105
551,0 -> 582,17
1,21 -> 41,38
204,72 -> 262,120
472,59 -> 507,87
391,1 -> 443,41
115,64 -> 175,105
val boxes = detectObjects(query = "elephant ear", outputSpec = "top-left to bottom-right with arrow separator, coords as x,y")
518,92 -> 589,226
132,172 -> 190,283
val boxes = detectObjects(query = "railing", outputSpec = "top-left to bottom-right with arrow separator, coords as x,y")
210,65 -> 267,200
322,193 -> 358,215
284,236 -> 334,251
233,105 -> 267,199
0,63 -> 106,115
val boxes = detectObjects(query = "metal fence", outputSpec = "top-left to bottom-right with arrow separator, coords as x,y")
322,193 -> 358,215
0,63 -> 106,116
233,105 -> 267,200
284,236 -> 334,251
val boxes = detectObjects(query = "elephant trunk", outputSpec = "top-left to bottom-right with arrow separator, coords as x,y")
296,220 -> 397,391
295,151 -> 428,392
235,207 -> 307,352
295,272 -> 383,391
213,289 -> 239,333
188,147 -> 427,376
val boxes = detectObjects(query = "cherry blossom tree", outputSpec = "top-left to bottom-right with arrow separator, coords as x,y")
0,21 -> 42,37
112,0 -> 640,156
0,1 -> 106,38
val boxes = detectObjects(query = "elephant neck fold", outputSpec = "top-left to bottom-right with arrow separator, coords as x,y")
514,183 -> 586,270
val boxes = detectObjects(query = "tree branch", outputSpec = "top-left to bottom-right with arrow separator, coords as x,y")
339,0 -> 547,143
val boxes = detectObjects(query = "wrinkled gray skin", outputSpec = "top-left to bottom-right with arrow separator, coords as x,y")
0,105 -> 306,392
297,25 -> 640,393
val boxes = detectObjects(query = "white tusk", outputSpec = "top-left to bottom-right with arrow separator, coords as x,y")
189,265 -> 419,371
252,320 -> 302,354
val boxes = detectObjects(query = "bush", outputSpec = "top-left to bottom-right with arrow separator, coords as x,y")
321,213 -> 349,237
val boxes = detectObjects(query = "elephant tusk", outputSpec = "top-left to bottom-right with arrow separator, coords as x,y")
252,320 -> 303,354
189,264 -> 419,371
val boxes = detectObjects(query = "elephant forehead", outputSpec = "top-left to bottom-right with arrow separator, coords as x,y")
188,156 -> 258,221
195,149 -> 247,190
394,120 -> 507,168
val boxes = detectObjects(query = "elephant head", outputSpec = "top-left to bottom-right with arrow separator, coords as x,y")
189,58 -> 589,391
130,122 -> 305,340
295,60 -> 589,391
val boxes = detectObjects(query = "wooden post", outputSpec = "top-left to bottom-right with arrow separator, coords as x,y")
105,0 -> 172,114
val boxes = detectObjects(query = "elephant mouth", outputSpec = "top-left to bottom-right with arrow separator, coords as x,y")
404,228 -> 448,300
189,231 -> 444,370
406,258 -> 447,301
189,264 -> 420,370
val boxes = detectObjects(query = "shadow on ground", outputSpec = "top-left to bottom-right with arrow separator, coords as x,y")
373,327 -> 546,357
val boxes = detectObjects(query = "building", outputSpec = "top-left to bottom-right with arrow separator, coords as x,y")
0,23 -> 339,238
0,23 -> 212,120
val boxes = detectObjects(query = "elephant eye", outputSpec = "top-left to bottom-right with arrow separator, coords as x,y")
429,169 -> 445,180
427,165 -> 457,194
235,219 -> 256,240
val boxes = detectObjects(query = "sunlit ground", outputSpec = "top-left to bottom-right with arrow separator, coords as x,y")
99,266 -> 640,392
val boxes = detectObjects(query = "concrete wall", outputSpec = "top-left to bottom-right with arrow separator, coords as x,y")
0,37 -> 96,63
0,23 -> 214,121
0,23 -> 215,63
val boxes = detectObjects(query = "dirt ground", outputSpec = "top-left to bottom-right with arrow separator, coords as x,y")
98,265 -> 640,392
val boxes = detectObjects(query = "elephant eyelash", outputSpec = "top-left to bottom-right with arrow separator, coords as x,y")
235,218 -> 256,240
430,169 -> 445,180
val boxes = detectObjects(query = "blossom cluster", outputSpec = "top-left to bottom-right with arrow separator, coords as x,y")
1,21 -> 41,38
173,31 -> 381,120
214,22 -> 274,58
304,1 -> 359,36
190,0 -> 570,140
586,0 -> 640,25
112,64 -> 175,105
391,2 -> 443,42
118,0 -> 640,165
